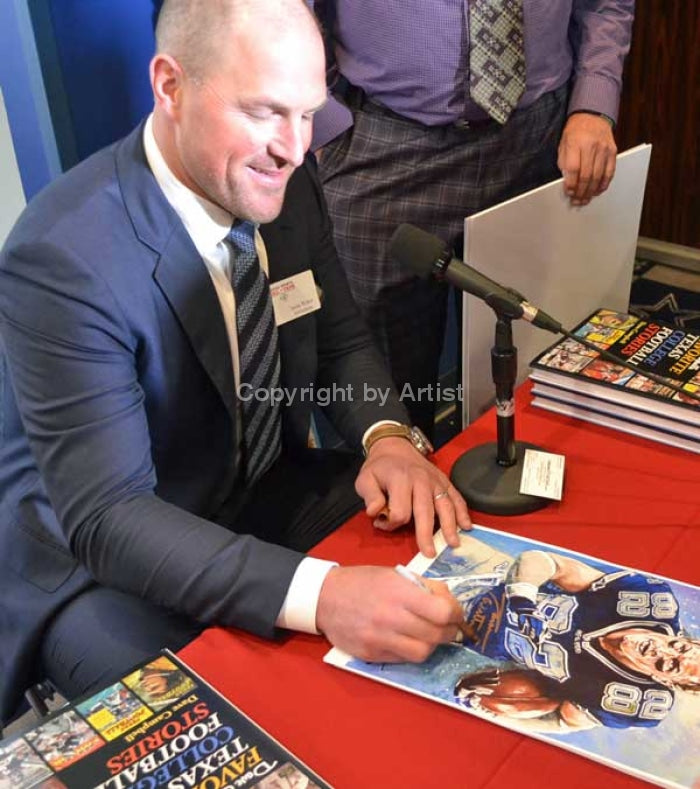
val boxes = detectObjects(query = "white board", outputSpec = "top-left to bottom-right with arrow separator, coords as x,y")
461,144 -> 651,424
0,88 -> 26,247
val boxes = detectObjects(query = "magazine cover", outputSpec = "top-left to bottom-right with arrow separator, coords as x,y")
1,652 -> 330,789
530,308 -> 700,421
325,526 -> 700,788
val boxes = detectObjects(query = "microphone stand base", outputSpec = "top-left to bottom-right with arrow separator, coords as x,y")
450,441 -> 551,516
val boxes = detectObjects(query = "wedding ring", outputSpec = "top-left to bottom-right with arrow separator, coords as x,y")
433,490 -> 449,501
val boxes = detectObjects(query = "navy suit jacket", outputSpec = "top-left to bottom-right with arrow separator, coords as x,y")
0,123 -> 407,722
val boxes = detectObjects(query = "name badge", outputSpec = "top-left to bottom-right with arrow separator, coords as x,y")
270,270 -> 321,326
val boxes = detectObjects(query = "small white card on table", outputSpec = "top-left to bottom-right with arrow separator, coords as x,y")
519,448 -> 565,500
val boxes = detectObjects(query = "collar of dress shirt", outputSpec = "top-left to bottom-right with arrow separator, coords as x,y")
143,113 -> 237,259
143,115 -> 270,275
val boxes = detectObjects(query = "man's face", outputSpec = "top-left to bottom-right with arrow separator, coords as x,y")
168,17 -> 326,223
617,629 -> 700,687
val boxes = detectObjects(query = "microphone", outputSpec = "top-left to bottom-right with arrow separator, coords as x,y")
389,223 -> 562,334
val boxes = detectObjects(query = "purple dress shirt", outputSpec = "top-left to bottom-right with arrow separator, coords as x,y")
311,0 -> 635,147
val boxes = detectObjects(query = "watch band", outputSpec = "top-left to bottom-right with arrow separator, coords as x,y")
362,423 -> 434,457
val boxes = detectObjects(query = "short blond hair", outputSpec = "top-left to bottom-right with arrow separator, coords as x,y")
155,0 -> 318,79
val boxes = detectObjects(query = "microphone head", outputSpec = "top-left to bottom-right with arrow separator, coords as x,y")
389,224 -> 449,279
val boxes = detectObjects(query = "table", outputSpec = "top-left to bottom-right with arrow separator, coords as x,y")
180,383 -> 700,788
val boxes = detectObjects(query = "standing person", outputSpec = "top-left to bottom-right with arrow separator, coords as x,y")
311,1 -> 635,435
0,0 -> 471,727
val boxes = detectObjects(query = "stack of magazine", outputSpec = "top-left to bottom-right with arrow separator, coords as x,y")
529,308 -> 700,453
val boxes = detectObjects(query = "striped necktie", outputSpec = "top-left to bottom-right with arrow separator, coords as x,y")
228,221 -> 282,484
469,0 -> 526,124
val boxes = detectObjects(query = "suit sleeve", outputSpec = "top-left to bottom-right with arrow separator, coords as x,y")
0,241 -> 302,638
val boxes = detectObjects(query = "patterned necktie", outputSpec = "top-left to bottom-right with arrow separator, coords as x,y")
469,0 -> 526,124
228,221 -> 282,484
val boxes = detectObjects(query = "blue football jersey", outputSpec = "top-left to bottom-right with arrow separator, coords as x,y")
460,571 -> 680,728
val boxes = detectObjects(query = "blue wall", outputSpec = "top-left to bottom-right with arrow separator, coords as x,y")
0,0 -> 59,199
43,0 -> 155,165
0,0 -> 155,200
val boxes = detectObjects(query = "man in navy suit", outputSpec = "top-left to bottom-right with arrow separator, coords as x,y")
0,0 -> 470,725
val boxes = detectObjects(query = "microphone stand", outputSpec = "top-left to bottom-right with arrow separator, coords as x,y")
450,312 -> 550,515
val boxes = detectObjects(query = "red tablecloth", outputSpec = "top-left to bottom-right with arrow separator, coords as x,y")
180,383 -> 700,788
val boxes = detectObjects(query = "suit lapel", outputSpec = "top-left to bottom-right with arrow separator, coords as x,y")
154,232 -> 238,422
117,124 -> 237,423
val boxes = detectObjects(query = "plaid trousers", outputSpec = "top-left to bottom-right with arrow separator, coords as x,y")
318,85 -> 567,434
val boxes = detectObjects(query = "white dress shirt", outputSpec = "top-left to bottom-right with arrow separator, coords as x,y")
143,115 -> 335,634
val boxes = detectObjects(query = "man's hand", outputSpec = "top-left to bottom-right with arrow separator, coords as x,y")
354,436 -> 471,557
316,565 -> 465,662
557,112 -> 617,206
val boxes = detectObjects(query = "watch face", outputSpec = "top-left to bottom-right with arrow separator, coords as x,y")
409,426 -> 434,455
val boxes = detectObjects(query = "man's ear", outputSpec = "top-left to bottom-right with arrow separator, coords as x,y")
151,53 -> 185,118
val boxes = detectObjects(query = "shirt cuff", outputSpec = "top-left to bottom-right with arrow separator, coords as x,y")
275,557 -> 338,633
568,75 -> 621,124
